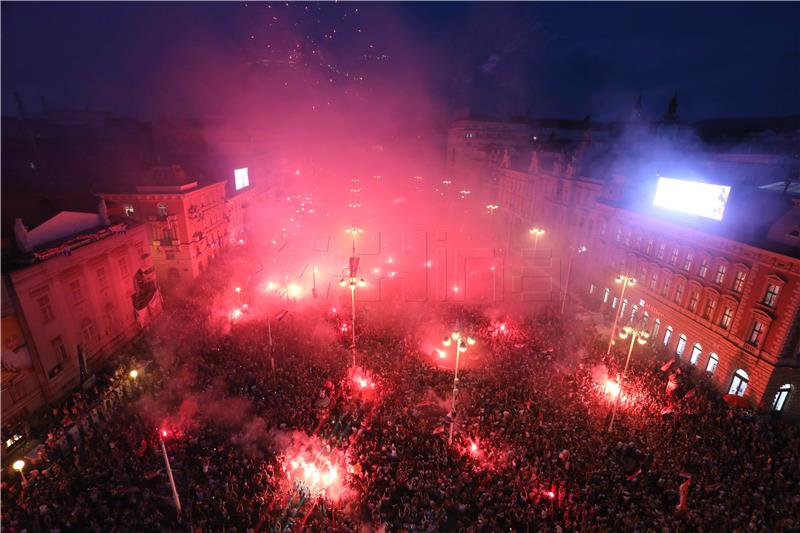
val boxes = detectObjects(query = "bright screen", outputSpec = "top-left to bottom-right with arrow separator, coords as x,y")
653,177 -> 730,221
234,168 -> 249,190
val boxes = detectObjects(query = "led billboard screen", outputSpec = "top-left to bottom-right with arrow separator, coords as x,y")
234,168 -> 249,190
653,177 -> 731,221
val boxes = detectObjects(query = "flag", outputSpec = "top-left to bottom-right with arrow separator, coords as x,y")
676,477 -> 691,512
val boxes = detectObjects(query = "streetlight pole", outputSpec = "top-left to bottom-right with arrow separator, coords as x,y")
607,326 -> 650,432
268,318 -> 275,375
12,460 -> 26,485
443,331 -> 475,444
159,431 -> 182,515
606,274 -> 636,356
561,245 -> 587,315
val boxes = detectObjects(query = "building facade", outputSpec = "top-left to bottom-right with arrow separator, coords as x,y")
492,129 -> 800,418
2,205 -> 161,427
100,166 -> 239,286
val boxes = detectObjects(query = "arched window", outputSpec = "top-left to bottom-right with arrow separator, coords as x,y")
603,288 -> 610,303
689,343 -> 702,366
663,326 -> 673,347
620,298 -> 628,318
630,305 -> 638,324
772,384 -> 792,412
706,353 -> 718,374
729,369 -> 749,397
652,319 -> 661,339
676,334 -> 687,357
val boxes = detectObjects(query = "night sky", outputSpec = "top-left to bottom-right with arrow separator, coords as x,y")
3,2 -> 799,123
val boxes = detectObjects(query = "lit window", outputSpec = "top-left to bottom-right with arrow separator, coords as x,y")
589,283 -> 596,295
649,273 -> 658,291
652,319 -> 661,339
676,334 -> 687,357
123,204 -> 135,217
719,306 -> 733,329
682,253 -> 693,272
729,369 -> 749,397
714,264 -> 727,285
663,326 -> 673,347
772,384 -> 792,412
620,298 -> 628,318
37,294 -> 54,323
673,284 -> 684,305
630,305 -> 638,323
702,298 -> 716,320
732,271 -> 747,293
657,244 -> 666,260
747,320 -> 765,347
646,239 -> 654,255
670,247 -> 679,265
688,291 -> 699,312
689,343 -> 702,365
642,312 -> 649,329
698,258 -> 709,278
612,296 -> 618,309
603,288 -> 610,303
763,283 -> 780,307
706,353 -> 719,374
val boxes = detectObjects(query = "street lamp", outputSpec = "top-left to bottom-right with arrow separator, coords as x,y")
12,459 -> 26,485
529,227 -> 545,250
607,325 -> 650,432
158,430 -> 182,515
606,274 -> 636,356
486,204 -> 499,215
443,330 -> 476,444
340,263 -> 366,367
561,244 -> 588,315
129,369 -> 139,380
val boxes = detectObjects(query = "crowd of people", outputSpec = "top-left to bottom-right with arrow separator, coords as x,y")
3,259 -> 799,533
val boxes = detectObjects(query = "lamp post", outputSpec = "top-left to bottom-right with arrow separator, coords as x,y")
606,274 -> 636,356
12,460 -> 26,485
561,245 -> 588,315
340,266 -> 366,367
529,227 -> 545,250
443,331 -> 476,444
607,325 -> 650,432
158,430 -> 182,515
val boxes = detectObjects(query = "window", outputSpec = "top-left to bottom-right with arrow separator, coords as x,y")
37,294 -> 54,323
772,384 -> 792,413
747,320 -> 765,347
630,305 -> 638,324
96,267 -> 108,289
104,302 -> 119,334
676,334 -> 687,357
732,271 -> 747,293
81,317 -> 97,345
69,279 -> 85,304
163,228 -> 176,241
118,257 -> 129,277
706,353 -> 719,374
661,277 -> 671,297
652,319 -> 661,339
603,288 -> 610,303
123,204 -> 135,217
702,298 -> 716,320
698,258 -> 709,279
158,203 -> 168,216
673,284 -> 684,305
670,247 -> 679,265
649,273 -> 658,291
624,231 -> 632,246
620,299 -> 628,318
688,291 -> 699,312
729,369 -> 749,397
714,264 -> 727,285
600,220 -> 607,237
657,244 -> 665,260
763,284 -> 780,307
646,239 -> 654,255
589,283 -> 596,295
642,312 -> 650,329
615,227 -> 622,242
682,253 -> 693,272
663,326 -> 673,347
612,296 -> 618,309
720,306 -> 733,329
689,343 -> 702,366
